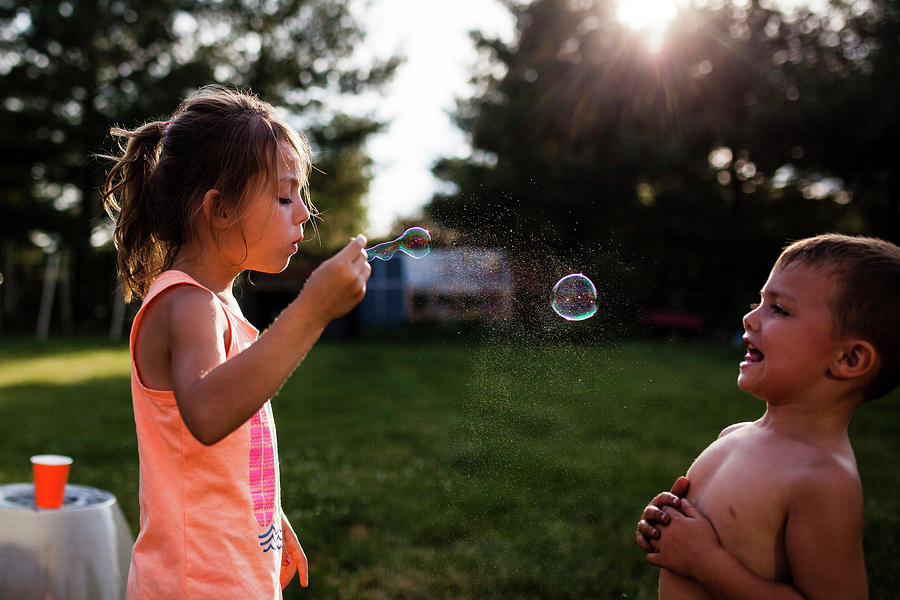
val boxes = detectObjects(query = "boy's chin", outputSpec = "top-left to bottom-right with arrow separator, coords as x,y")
736,374 -> 758,395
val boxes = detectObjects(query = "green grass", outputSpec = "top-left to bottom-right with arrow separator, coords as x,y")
1,337 -> 898,598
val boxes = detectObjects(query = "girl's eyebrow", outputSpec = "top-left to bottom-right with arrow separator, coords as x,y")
279,175 -> 300,184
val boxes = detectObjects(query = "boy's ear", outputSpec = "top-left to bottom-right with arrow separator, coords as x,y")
201,189 -> 230,229
829,340 -> 879,381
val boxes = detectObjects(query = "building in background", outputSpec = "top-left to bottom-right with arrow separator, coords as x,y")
361,248 -> 514,329
242,248 -> 515,337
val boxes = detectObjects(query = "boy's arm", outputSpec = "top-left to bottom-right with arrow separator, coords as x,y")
649,481 -> 868,600
783,466 -> 868,599
648,499 -> 806,600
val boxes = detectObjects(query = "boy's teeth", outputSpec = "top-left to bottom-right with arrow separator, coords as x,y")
743,342 -> 764,362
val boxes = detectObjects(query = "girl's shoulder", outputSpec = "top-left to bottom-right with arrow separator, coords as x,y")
133,274 -> 230,390
139,272 -> 224,332
146,279 -> 229,342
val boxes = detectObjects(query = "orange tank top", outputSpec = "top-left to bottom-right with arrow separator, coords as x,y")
126,270 -> 283,599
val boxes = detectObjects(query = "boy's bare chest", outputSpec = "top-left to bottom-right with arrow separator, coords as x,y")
685,435 -> 791,581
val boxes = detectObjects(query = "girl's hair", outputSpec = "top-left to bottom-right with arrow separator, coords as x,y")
102,85 -> 314,302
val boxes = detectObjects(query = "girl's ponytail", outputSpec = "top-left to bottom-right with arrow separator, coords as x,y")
102,121 -> 169,303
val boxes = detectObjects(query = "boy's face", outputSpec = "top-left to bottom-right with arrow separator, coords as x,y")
739,262 -> 843,403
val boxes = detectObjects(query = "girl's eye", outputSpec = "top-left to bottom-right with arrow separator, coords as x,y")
278,197 -> 292,205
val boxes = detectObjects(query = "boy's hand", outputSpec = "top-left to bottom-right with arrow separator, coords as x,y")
646,497 -> 719,578
280,513 -> 309,589
636,476 -> 689,553
300,235 -> 371,324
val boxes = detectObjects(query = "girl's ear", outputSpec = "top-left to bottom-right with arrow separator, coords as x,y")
201,189 -> 229,229
829,340 -> 879,381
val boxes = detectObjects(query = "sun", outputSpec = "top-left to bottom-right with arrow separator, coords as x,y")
615,0 -> 680,51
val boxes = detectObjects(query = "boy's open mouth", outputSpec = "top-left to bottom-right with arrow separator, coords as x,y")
743,340 -> 764,363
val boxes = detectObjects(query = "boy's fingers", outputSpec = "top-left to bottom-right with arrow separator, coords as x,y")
670,476 -> 690,498
637,520 -> 660,539
651,492 -> 681,508
641,505 -> 670,524
636,528 -> 654,552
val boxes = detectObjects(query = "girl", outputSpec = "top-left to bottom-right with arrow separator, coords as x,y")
102,85 -> 371,598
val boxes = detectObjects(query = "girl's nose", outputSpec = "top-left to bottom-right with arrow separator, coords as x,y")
295,198 -> 311,225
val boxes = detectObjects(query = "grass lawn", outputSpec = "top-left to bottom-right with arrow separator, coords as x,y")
1,336 -> 898,598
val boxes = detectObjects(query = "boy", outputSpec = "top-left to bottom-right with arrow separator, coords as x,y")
635,234 -> 900,599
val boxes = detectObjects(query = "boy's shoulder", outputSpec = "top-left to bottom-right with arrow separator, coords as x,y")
716,421 -> 752,439
786,440 -> 862,505
705,420 -> 860,492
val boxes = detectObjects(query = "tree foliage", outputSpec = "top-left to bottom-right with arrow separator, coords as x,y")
427,0 -> 898,331
0,0 -> 398,330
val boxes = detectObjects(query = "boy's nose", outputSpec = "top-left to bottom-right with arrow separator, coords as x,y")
742,309 -> 758,332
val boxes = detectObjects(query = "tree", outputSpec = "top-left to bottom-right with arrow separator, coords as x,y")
427,0 -> 897,331
0,0 -> 398,331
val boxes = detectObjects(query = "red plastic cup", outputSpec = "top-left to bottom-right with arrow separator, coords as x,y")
30,454 -> 73,509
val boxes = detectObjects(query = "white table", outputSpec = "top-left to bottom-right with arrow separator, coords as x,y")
0,483 -> 133,600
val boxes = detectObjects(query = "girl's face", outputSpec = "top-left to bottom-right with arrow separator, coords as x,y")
738,262 -> 842,404
234,142 -> 311,273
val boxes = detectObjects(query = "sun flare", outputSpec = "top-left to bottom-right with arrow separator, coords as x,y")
615,0 -> 680,51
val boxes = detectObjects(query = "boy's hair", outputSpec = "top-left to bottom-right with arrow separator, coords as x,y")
102,85 -> 314,302
776,233 -> 900,400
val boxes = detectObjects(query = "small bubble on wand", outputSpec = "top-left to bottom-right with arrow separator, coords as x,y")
365,227 -> 432,262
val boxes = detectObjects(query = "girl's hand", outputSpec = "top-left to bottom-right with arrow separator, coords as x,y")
646,497 -> 720,578
280,513 -> 308,589
300,234 -> 371,325
636,476 -> 689,553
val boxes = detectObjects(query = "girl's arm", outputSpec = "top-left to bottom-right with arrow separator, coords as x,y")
171,237 -> 370,445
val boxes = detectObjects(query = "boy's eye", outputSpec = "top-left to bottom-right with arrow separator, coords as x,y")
772,304 -> 789,316
749,301 -> 788,316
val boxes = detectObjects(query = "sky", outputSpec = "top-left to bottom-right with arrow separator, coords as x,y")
351,0 -> 837,236
349,0 -> 515,236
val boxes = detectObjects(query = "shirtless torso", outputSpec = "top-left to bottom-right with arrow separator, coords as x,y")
659,419 -> 861,599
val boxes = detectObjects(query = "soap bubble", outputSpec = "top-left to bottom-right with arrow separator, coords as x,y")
551,273 -> 598,321
366,227 -> 431,261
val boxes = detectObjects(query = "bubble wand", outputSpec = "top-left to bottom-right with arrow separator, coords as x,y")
365,227 -> 432,261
